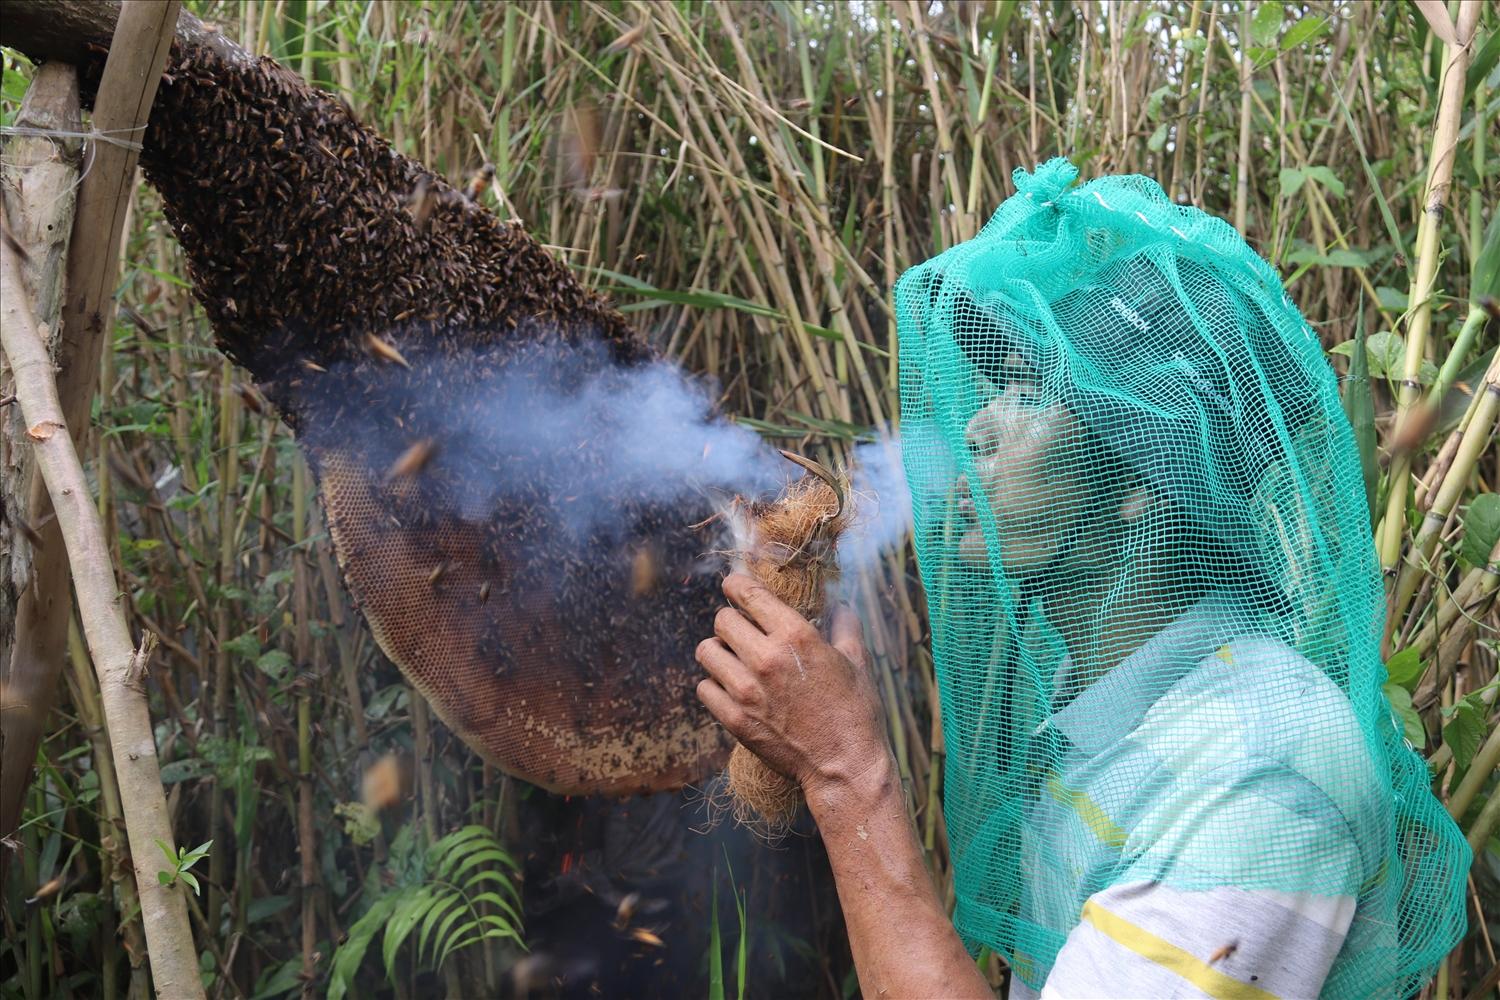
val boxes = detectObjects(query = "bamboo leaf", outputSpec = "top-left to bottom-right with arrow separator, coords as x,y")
1279,15 -> 1329,52
1250,2 -> 1284,49
1468,29 -> 1500,99
1472,211 -> 1500,302
1459,494 -> 1500,568
1413,0 -> 1459,48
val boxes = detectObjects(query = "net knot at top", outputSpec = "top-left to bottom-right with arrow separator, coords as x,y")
1011,157 -> 1079,204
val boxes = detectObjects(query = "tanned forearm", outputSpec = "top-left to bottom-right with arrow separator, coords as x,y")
806,754 -> 994,999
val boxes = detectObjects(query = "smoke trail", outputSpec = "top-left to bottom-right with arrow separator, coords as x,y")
303,338 -> 786,544
840,433 -> 914,574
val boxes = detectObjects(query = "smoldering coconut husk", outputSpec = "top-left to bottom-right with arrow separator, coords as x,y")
719,454 -> 850,833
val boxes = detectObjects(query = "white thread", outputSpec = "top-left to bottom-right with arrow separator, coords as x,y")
0,124 -> 145,152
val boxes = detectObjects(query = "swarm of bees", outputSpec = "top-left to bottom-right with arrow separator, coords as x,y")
110,32 -> 736,795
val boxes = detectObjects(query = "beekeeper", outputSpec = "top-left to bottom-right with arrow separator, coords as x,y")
696,160 -> 1468,999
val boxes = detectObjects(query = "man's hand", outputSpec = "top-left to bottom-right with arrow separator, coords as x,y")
695,573 -> 889,797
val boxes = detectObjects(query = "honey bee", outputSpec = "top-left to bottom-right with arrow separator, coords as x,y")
386,438 -> 436,479
363,332 -> 411,369
464,163 -> 496,202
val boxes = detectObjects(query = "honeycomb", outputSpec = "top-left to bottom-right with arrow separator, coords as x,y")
316,445 -> 730,795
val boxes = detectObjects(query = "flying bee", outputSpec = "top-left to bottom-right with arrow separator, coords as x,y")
385,438 -> 436,480
612,892 -> 641,930
629,545 -> 659,598
464,163 -> 496,202
628,928 -> 663,948
408,176 -> 435,230
363,332 -> 411,369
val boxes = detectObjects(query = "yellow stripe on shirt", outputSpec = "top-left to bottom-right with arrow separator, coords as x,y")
1045,775 -> 1127,849
1080,899 -> 1280,1000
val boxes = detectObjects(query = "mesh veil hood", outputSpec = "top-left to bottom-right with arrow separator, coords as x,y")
894,159 -> 1467,997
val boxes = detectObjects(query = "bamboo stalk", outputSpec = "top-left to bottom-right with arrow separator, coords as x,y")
1389,350 -> 1500,637
1233,3 -> 1253,235
1377,0 -> 1481,571
3,217 -> 204,999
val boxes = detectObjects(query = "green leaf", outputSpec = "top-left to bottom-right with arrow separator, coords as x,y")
1285,246 -> 1380,268
382,886 -> 439,979
246,895 -> 293,926
1302,165 -> 1345,198
1250,2 -> 1284,48
416,889 -> 464,964
222,632 -> 262,661
1279,167 -> 1306,198
1383,683 -> 1426,746
1374,286 -> 1407,312
1330,329 -> 1437,382
467,889 -> 523,929
1442,696 -> 1487,772
1467,29 -> 1500,100
427,896 -> 472,967
1459,494 -> 1500,568
1147,122 -> 1169,153
158,871 -> 174,887
1280,15 -> 1329,51
327,895 -> 400,1000
1384,647 -> 1424,690
255,650 -> 292,681
709,876 -> 725,1000
178,872 -> 200,896
1472,210 -> 1500,302
445,848 -> 519,890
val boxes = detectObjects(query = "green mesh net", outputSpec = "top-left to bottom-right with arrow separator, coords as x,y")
895,158 -> 1469,997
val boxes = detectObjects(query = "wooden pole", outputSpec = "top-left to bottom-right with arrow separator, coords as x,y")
0,62 -> 82,856
2,0 -> 183,846
2,229 -> 205,997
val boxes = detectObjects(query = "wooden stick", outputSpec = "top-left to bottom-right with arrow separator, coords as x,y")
0,62 -> 82,853
2,229 -> 204,997
3,0 -> 182,851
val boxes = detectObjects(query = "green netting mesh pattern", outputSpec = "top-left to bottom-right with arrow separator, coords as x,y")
895,159 -> 1469,997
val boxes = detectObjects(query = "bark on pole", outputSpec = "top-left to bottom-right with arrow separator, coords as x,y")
0,63 -> 82,855
0,0 -> 181,847
1,232 -> 204,996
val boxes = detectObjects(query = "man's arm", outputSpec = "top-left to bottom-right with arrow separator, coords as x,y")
805,750 -> 994,998
696,573 -> 992,999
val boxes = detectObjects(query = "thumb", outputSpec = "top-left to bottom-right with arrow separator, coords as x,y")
830,604 -> 867,667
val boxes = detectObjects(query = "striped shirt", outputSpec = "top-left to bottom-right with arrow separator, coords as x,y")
1007,595 -> 1387,1000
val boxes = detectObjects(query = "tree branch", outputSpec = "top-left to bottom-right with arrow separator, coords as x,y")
2,225 -> 204,998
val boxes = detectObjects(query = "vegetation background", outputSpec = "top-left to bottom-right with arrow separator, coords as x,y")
1,0 -> 1497,997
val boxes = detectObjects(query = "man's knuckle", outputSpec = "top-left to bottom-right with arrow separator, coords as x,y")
787,620 -> 819,647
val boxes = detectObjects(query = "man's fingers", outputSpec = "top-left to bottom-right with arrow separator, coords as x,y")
723,572 -> 800,633
695,678 -> 744,732
696,637 -> 753,701
714,606 -> 766,657
829,604 -> 867,667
